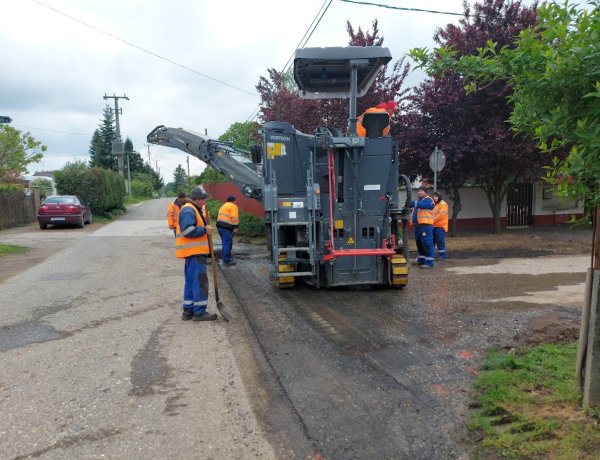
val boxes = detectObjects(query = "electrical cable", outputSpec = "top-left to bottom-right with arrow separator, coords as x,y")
31,0 -> 258,97
246,0 -> 333,124
337,0 -> 462,16
11,124 -> 90,136
281,0 -> 333,73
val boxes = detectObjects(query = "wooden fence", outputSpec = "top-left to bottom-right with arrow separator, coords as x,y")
0,189 -> 40,230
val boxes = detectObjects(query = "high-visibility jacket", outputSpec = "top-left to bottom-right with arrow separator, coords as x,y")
175,203 -> 209,259
216,202 -> 239,230
412,196 -> 435,226
434,200 -> 449,232
167,199 -> 184,229
356,108 -> 390,138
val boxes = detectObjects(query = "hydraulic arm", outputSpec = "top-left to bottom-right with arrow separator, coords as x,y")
147,125 -> 263,200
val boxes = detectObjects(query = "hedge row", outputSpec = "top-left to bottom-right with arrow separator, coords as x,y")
54,165 -> 125,216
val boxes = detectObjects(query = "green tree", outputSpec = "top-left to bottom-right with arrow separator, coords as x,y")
173,164 -> 187,193
124,137 -> 146,173
0,125 -> 46,180
89,106 -> 116,170
30,177 -> 53,199
218,121 -> 260,152
196,167 -> 226,184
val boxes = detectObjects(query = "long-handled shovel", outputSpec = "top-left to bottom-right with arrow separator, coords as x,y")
207,232 -> 232,322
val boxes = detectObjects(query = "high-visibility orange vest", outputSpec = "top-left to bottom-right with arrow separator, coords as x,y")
175,203 -> 209,259
167,201 -> 182,229
356,108 -> 390,137
434,200 -> 449,232
416,208 -> 434,225
416,196 -> 435,225
216,202 -> 239,229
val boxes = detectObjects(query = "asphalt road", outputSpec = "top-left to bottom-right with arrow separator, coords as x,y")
0,199 -> 283,460
0,199 -> 588,459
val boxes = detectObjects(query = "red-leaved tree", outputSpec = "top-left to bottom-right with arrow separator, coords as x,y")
256,20 -> 411,135
403,0 -> 545,233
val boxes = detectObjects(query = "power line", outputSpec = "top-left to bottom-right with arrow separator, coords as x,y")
31,0 -> 259,97
12,124 -> 90,136
337,0 -> 462,16
247,0 -> 334,124
281,0 -> 333,73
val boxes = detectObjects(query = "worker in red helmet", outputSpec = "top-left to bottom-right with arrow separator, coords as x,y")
356,101 -> 397,138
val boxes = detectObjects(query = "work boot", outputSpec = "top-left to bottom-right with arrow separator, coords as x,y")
411,258 -> 421,266
192,312 -> 218,321
181,310 -> 194,321
223,260 -> 236,266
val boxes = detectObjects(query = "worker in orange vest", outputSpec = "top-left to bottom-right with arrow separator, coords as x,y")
176,185 -> 217,321
410,186 -> 435,268
433,191 -> 449,260
356,101 -> 396,137
216,196 -> 239,266
167,191 -> 187,236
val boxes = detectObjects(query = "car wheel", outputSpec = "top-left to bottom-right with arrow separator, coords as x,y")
78,217 -> 85,229
86,212 -> 92,224
39,222 -> 47,230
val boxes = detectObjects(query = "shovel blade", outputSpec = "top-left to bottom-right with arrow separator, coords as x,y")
216,301 -> 232,322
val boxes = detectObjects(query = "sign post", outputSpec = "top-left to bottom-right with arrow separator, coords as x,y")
429,146 -> 446,192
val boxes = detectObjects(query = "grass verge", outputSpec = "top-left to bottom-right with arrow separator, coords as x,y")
0,243 -> 28,257
468,342 -> 600,459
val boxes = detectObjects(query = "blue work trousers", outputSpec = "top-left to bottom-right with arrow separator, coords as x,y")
217,227 -> 234,263
415,225 -> 434,267
183,255 -> 209,315
433,227 -> 446,260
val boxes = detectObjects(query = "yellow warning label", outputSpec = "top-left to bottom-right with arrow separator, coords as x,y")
266,142 -> 285,159
334,220 -> 344,229
281,201 -> 292,207
346,235 -> 355,245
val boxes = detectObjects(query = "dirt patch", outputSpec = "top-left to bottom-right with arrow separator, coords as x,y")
0,246 -> 60,284
514,309 -> 582,346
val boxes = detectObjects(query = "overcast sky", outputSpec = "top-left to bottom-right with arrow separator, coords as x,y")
2,0 -> 486,182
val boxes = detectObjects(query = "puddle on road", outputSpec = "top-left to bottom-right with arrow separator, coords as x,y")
486,282 -> 585,307
446,255 -> 587,275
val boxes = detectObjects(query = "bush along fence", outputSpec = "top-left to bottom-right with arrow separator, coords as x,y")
0,188 -> 41,230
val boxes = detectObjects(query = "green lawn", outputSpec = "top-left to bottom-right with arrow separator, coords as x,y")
0,243 -> 28,257
468,342 -> 600,459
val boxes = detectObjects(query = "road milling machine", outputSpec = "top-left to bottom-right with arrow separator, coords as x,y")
148,46 -> 412,289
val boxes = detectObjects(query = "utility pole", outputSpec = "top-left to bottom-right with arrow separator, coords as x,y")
103,93 -> 129,176
186,155 -> 191,192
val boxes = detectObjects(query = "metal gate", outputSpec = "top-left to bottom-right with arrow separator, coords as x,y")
506,182 -> 533,227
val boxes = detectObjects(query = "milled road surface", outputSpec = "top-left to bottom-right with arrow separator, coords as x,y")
0,199 -> 589,459
219,242 -> 588,459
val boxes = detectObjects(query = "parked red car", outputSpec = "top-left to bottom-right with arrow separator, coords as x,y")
37,195 -> 92,229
